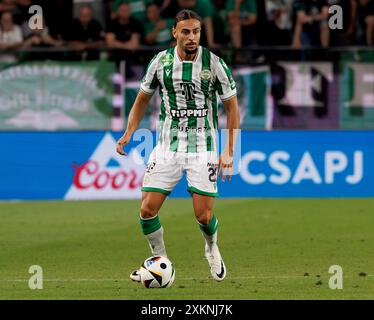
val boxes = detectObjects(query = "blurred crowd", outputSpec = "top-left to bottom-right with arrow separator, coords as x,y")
0,0 -> 374,61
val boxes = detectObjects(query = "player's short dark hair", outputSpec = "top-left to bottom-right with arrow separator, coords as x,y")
173,9 -> 202,28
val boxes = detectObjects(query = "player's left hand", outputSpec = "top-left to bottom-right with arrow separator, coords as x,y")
217,152 -> 234,182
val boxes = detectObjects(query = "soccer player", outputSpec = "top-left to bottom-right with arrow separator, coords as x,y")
116,9 -> 240,282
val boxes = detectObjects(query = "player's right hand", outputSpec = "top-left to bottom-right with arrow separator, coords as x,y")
217,152 -> 234,182
116,135 -> 129,156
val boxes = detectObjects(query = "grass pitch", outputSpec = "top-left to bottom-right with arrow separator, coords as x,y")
0,198 -> 373,300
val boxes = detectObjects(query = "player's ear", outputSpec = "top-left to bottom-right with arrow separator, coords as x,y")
172,27 -> 177,40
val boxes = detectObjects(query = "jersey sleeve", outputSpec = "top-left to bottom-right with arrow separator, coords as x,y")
214,57 -> 237,101
140,54 -> 160,95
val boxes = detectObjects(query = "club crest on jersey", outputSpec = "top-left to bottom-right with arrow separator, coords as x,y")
199,69 -> 212,81
161,53 -> 173,67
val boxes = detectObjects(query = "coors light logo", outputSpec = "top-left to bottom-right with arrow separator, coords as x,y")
65,133 -> 145,200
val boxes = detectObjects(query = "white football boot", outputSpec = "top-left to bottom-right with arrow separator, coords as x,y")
129,270 -> 141,282
205,243 -> 226,281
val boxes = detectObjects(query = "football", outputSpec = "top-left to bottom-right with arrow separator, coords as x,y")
139,256 -> 175,288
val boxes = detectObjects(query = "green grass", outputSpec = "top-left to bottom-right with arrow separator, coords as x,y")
0,199 -> 373,300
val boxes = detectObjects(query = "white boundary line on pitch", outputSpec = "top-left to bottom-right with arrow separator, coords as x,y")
1,275 -> 373,282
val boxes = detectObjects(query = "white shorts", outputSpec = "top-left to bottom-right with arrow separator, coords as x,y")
141,144 -> 219,197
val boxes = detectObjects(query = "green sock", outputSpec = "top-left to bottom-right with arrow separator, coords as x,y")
199,214 -> 218,236
140,215 -> 161,235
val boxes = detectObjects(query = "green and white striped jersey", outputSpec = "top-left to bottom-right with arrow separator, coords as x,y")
140,46 -> 237,153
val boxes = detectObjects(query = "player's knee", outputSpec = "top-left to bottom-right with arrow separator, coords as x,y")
140,203 -> 159,219
196,209 -> 213,225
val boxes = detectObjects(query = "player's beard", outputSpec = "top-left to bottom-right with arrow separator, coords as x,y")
183,44 -> 198,55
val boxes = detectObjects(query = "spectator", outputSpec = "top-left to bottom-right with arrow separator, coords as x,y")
144,2 -> 174,47
31,0 -> 73,41
226,0 -> 258,48
23,21 -> 62,48
211,0 -> 231,46
0,11 -> 23,61
0,10 -> 21,45
177,0 -> 220,49
12,0 -> 31,25
106,2 -> 143,50
21,20 -> 63,60
106,1 -> 143,72
111,0 -> 147,24
265,0 -> 293,45
68,5 -> 105,59
328,0 -> 357,46
292,0 -> 330,48
356,0 -> 374,45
